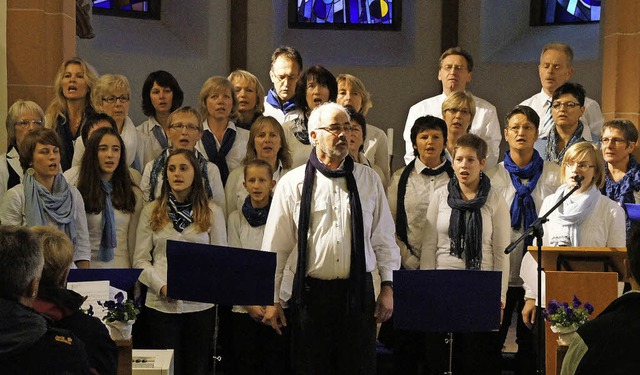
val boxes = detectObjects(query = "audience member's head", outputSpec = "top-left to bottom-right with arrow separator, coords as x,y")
0,226 -> 44,304
32,226 -> 73,289
627,225 -> 640,287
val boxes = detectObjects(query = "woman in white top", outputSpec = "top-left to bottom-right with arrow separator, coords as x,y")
134,148 -> 226,375
73,74 -> 141,171
420,133 -> 510,374
75,127 -> 143,268
196,76 -> 250,186
337,73 -> 390,184
137,70 -> 184,167
344,106 -> 387,186
282,65 -> 337,167
228,69 -> 265,131
0,128 -> 90,268
441,91 -> 476,163
0,100 -> 45,199
225,115 -> 292,218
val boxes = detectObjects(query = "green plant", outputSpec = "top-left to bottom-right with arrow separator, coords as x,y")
98,292 -> 140,323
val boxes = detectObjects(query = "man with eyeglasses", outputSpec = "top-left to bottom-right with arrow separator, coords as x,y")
261,102 -> 399,374
520,42 -> 604,141
534,82 -> 598,164
486,105 -> 561,374
403,46 -> 501,168
140,106 -> 225,212
263,46 -> 303,124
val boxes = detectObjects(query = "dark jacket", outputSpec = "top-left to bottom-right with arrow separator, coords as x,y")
33,286 -> 118,375
0,297 -> 92,374
574,291 -> 640,374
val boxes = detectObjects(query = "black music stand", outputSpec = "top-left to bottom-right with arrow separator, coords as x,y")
394,269 -> 502,375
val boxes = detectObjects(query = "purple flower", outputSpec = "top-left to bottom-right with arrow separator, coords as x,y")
584,302 -> 594,315
548,300 -> 559,314
115,292 -> 125,304
572,295 -> 581,308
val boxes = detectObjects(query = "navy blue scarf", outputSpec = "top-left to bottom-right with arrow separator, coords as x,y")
167,191 -> 193,233
241,195 -> 271,227
503,150 -> 544,247
201,127 -> 236,186
266,89 -> 296,115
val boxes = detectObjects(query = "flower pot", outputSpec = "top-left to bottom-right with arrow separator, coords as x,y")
107,320 -> 135,341
551,325 -> 577,346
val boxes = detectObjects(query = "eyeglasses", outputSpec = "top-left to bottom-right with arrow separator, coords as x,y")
601,137 -> 629,147
169,124 -> 200,132
441,64 -> 467,72
551,101 -> 580,110
102,96 -> 130,104
317,125 -> 354,136
444,108 -> 471,116
508,125 -> 536,133
15,119 -> 43,127
564,162 -> 594,171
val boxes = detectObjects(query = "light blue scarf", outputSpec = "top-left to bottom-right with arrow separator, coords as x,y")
98,179 -> 117,262
24,173 -> 77,246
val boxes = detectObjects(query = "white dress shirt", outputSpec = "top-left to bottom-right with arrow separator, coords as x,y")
261,162 -> 400,302
485,161 -> 561,286
137,116 -> 168,167
386,158 -> 451,269
363,124 -> 390,185
72,116 -> 140,170
0,182 -> 91,264
134,200 -> 227,314
196,120 -> 250,173
224,162 -> 288,219
0,147 -> 22,199
403,93 -> 501,168
420,185 -> 511,303
520,89 -> 604,139
139,149 -> 226,215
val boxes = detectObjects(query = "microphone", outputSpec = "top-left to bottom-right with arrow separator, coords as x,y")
573,175 -> 585,183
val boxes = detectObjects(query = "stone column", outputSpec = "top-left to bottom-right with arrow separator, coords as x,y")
601,0 -> 640,156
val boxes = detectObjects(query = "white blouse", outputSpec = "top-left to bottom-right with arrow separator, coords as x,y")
196,120 -> 250,173
134,200 -> 227,314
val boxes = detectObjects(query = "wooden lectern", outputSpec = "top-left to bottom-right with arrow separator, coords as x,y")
527,246 -> 626,375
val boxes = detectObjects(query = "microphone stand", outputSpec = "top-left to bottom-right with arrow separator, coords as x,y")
504,177 -> 584,375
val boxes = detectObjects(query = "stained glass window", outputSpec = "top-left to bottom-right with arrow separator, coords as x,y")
289,0 -> 401,30
92,0 -> 161,20
531,0 -> 600,25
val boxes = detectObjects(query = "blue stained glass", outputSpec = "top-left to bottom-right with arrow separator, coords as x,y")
295,0 -> 395,26
543,0 -> 600,24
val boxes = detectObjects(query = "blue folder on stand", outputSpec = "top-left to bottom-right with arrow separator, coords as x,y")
166,240 -> 276,306
67,268 -> 142,292
393,269 -> 502,333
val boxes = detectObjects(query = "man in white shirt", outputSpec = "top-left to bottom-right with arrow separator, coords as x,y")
403,47 -> 501,168
520,42 -> 604,140
262,46 -> 303,124
262,102 -> 400,374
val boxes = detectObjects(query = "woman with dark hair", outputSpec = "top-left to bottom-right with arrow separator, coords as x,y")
0,128 -> 90,268
224,115 -> 292,217
0,100 -> 45,198
196,76 -> 250,186
75,127 -> 143,268
45,57 -> 98,171
282,65 -> 337,167
137,70 -> 185,167
228,69 -> 266,130
421,133 -> 510,374
134,148 -> 226,375
343,106 -> 386,185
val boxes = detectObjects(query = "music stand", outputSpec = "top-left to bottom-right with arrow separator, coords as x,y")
394,269 -> 502,375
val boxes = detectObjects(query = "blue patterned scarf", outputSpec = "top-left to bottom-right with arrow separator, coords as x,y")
545,122 -> 585,164
167,191 -> 193,233
98,179 -> 117,262
602,156 -> 640,232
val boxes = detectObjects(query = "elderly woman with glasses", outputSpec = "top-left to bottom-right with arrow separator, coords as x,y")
600,119 -> 640,233
72,74 -> 141,171
0,100 -> 46,198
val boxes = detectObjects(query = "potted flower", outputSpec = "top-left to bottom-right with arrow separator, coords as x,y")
98,292 -> 140,341
543,295 -> 594,345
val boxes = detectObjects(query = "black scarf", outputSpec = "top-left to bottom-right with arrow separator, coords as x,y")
167,191 -> 194,233
6,146 -> 20,190
447,173 -> 491,270
201,127 -> 236,186
296,150 -> 366,311
396,158 -> 453,255
241,195 -> 271,227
